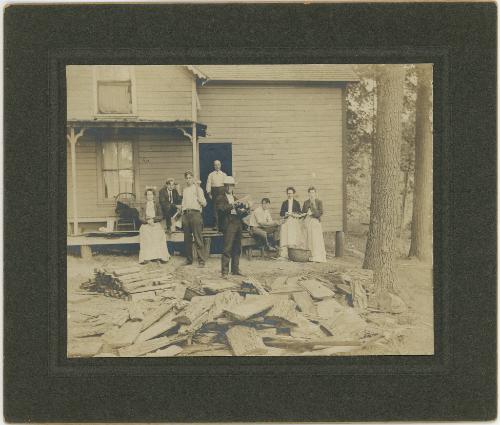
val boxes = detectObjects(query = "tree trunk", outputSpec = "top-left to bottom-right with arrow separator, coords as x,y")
408,64 -> 433,262
363,65 -> 405,295
398,167 -> 410,238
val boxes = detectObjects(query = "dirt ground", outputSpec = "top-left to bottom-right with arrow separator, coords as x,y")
67,232 -> 434,356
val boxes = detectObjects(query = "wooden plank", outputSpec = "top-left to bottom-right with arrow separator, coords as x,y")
318,308 -> 367,339
67,339 -> 103,357
128,302 -> 145,322
206,291 -> 244,323
316,298 -> 346,320
119,334 -> 188,357
173,295 -> 216,325
292,291 -> 317,316
201,278 -> 241,294
226,326 -> 268,356
241,278 -> 269,295
136,310 -> 178,343
223,296 -> 275,321
298,279 -> 335,300
144,345 -> 183,357
101,321 -> 143,349
140,301 -> 175,331
265,298 -> 300,327
262,335 -> 362,350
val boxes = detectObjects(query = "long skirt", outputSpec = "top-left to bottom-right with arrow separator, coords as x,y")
139,222 -> 170,263
279,217 -> 306,258
304,216 -> 326,263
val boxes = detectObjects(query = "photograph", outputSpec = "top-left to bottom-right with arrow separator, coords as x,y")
66,64 -> 434,358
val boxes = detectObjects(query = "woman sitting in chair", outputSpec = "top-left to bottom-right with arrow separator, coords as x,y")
139,188 -> 170,264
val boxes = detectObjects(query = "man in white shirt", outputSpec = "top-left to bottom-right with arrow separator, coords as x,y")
181,171 -> 207,267
205,159 -> 227,231
249,198 -> 280,251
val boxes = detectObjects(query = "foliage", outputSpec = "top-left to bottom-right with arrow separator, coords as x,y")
346,64 -> 418,231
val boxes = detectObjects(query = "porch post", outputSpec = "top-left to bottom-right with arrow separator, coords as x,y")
67,127 -> 86,235
191,78 -> 199,179
192,122 -> 198,179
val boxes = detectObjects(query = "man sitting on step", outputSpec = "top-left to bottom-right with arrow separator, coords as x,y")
248,198 -> 280,252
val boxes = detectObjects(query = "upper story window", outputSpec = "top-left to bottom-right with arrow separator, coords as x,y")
94,65 -> 136,116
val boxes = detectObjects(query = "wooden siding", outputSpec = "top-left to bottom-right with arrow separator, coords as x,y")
67,132 -> 192,220
198,84 -> 344,232
66,65 -> 193,121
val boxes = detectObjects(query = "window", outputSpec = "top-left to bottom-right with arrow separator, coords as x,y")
101,141 -> 135,199
97,81 -> 132,114
93,65 -> 136,116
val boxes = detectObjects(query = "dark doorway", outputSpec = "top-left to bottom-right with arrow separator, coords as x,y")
199,143 -> 233,227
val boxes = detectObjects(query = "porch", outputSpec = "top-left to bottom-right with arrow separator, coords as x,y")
67,229 -> 266,260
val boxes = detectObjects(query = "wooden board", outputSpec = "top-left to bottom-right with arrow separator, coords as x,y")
223,296 -> 275,321
144,345 -> 183,357
241,278 -> 269,295
318,308 -> 367,339
292,291 -> 317,316
128,302 -> 145,322
201,279 -> 241,294
136,311 -> 178,342
141,301 -> 175,331
316,298 -> 345,320
298,279 -> 335,300
67,339 -> 103,357
226,325 -> 268,356
206,291 -> 244,323
118,334 -> 188,357
265,298 -> 299,326
101,321 -> 143,349
262,335 -> 362,349
173,295 -> 215,325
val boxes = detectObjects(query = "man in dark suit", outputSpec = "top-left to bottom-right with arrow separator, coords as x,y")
219,176 -> 249,278
159,178 -> 182,233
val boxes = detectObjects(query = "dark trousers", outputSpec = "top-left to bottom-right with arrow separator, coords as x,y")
250,224 -> 280,247
211,186 -> 225,230
162,204 -> 177,229
182,210 -> 205,264
221,215 -> 242,275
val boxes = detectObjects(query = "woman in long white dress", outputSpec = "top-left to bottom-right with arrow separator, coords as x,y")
139,189 -> 170,264
279,186 -> 306,258
302,186 -> 327,263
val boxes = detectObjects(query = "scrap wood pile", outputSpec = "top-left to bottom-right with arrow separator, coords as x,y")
70,265 -> 408,357
80,266 -> 179,300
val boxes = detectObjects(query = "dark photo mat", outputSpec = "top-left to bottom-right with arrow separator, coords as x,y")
4,3 -> 496,422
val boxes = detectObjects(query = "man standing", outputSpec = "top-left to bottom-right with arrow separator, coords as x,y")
158,178 -> 182,233
249,198 -> 280,251
219,176 -> 248,278
206,159 -> 227,231
181,171 -> 207,267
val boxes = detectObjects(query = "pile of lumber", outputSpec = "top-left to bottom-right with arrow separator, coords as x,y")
72,271 -> 388,357
80,266 -> 177,300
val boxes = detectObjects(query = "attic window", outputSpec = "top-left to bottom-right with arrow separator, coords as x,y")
97,81 -> 132,114
94,65 -> 136,116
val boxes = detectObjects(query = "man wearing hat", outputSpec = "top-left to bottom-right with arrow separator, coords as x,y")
158,178 -> 182,233
219,176 -> 249,278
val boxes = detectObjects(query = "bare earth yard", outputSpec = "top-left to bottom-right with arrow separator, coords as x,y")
67,235 -> 433,357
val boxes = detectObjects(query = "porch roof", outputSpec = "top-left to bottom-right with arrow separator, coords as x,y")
67,119 -> 207,137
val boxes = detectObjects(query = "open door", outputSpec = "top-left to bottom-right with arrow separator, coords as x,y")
199,143 -> 233,227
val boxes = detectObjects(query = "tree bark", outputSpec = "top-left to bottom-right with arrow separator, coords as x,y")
363,65 -> 405,295
398,167 -> 410,238
408,64 -> 433,262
